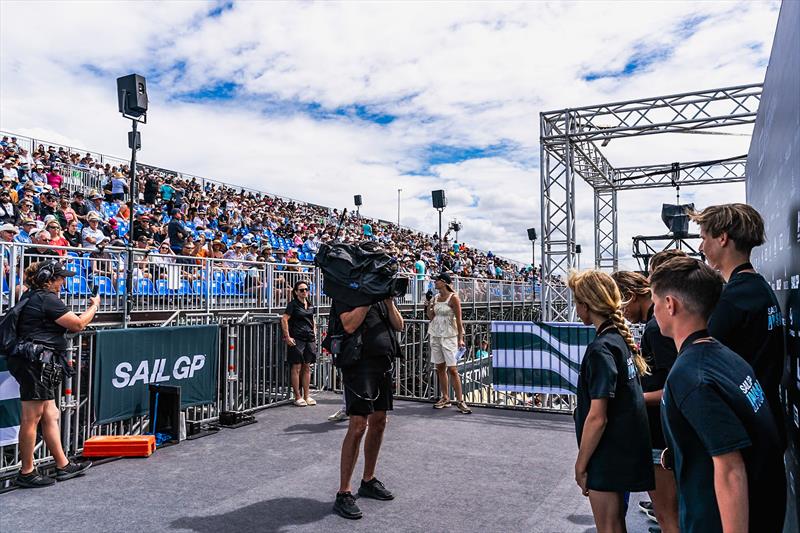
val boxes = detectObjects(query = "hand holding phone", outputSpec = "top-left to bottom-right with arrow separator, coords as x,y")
425,290 -> 433,301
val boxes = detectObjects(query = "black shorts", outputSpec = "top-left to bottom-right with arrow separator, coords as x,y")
342,370 -> 393,417
5,357 -> 60,401
287,339 -> 317,364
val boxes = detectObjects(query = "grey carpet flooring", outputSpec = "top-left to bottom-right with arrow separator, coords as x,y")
0,393 -> 654,532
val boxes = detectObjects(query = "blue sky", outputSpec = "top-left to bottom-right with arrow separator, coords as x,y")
0,1 -> 780,265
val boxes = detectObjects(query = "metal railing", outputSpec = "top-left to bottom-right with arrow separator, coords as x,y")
1,242 -> 539,317
0,317 -> 290,481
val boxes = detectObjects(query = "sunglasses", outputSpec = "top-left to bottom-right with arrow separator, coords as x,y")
47,225 -> 59,229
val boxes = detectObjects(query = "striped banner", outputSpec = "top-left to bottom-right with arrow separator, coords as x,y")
491,321 -> 595,395
0,356 -> 21,446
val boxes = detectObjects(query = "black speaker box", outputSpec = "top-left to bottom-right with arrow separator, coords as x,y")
527,228 -> 537,241
432,190 -> 447,209
117,74 -> 149,117
354,194 -> 362,206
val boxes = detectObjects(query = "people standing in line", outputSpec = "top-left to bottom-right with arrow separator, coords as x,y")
651,257 -> 786,533
332,296 -> 403,520
281,280 -> 317,407
612,270 -> 679,533
426,272 -> 471,414
690,203 -> 787,445
9,261 -> 99,488
568,270 -> 654,533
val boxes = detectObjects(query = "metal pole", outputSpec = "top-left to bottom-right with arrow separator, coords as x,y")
437,208 -> 442,269
397,188 -> 401,227
123,118 -> 139,328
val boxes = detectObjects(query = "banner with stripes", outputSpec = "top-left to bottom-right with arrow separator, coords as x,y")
491,321 -> 595,395
0,356 -> 21,446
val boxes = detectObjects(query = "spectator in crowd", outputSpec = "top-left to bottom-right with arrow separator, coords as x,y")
17,198 -> 35,223
15,219 -> 38,244
38,193 -> 58,220
651,257 -> 786,533
71,191 -> 90,223
568,269 -> 654,533
81,213 -> 105,249
0,188 -> 20,225
690,203 -> 787,445
87,193 -> 108,223
2,176 -> 19,203
63,219 -> 81,249
167,209 -> 188,255
281,280 -> 317,407
426,272 -> 471,414
45,166 -> 63,190
45,220 -> 69,256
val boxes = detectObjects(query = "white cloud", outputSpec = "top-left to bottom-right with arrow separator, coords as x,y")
0,0 -> 780,268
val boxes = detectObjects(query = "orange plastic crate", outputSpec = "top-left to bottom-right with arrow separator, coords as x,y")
83,435 -> 156,457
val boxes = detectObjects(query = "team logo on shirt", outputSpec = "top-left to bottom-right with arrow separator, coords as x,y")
739,375 -> 765,413
626,357 -> 636,380
766,305 -> 783,331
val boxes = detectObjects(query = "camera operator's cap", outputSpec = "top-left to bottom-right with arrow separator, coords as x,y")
49,261 -> 77,278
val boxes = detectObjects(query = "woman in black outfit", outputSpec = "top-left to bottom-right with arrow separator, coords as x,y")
568,270 -> 654,533
281,280 -> 317,406
8,260 -> 99,488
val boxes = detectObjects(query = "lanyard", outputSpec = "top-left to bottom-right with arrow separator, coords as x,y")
730,262 -> 754,278
679,329 -> 711,354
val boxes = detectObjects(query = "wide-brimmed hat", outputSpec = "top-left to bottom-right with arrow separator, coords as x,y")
0,223 -> 19,234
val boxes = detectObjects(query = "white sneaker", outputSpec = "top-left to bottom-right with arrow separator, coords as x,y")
294,398 -> 308,407
328,409 -> 349,421
305,397 -> 317,406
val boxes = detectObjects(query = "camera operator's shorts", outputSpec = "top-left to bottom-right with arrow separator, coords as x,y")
342,370 -> 393,417
6,357 -> 59,401
287,339 -> 317,364
430,336 -> 458,366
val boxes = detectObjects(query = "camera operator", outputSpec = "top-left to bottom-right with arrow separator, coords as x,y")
333,296 -> 403,520
8,260 -> 99,488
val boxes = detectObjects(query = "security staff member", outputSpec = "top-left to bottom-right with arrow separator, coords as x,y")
652,257 -> 785,533
690,204 -> 787,444
8,260 -> 99,488
568,270 -> 654,533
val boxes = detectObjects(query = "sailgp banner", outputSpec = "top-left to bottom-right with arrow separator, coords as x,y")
490,321 -> 595,395
93,325 -> 219,424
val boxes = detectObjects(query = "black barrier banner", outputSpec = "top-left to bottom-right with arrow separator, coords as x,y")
93,325 -> 219,425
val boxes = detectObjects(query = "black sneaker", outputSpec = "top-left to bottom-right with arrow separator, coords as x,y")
333,491 -> 362,519
15,469 -> 55,488
54,460 -> 92,481
358,477 -> 394,501
638,500 -> 653,512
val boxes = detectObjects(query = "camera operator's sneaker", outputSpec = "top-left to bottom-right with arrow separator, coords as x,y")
15,468 -> 55,488
333,491 -> 362,519
358,477 -> 394,500
328,409 -> 349,421
54,460 -> 92,481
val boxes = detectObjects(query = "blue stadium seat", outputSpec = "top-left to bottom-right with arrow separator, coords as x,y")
133,278 -> 155,295
192,280 -> 208,296
224,281 -> 243,295
213,271 -> 226,284
92,275 -> 115,295
211,280 -> 224,295
155,279 -> 172,295
66,276 -> 90,295
227,270 -> 244,284
178,280 -> 192,295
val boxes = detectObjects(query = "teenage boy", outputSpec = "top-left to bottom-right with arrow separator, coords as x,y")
651,257 -> 785,533
690,203 -> 787,442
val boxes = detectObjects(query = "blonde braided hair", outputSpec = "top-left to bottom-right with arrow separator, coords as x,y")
568,270 -> 650,376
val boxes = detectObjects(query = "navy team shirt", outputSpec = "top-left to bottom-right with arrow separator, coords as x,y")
662,331 -> 785,533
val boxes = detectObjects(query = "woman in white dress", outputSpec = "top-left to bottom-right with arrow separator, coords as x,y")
425,272 -> 471,414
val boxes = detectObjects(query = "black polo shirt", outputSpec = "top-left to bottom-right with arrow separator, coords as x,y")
333,300 -> 395,373
708,268 -> 786,442
17,290 -> 70,352
640,305 -> 678,449
574,325 -> 654,492
661,333 -> 785,533
284,299 -> 315,341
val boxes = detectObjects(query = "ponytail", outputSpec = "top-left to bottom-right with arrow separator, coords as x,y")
610,309 -> 649,376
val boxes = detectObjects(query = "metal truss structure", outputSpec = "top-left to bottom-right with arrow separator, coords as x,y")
539,83 -> 761,321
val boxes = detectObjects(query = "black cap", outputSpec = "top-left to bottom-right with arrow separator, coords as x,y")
435,272 -> 452,284
41,260 -> 76,278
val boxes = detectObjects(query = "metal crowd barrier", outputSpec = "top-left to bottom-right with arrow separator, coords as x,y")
1,242 -> 539,317
0,317 -> 290,482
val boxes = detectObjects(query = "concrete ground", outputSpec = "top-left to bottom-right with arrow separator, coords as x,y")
0,393 -> 655,532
